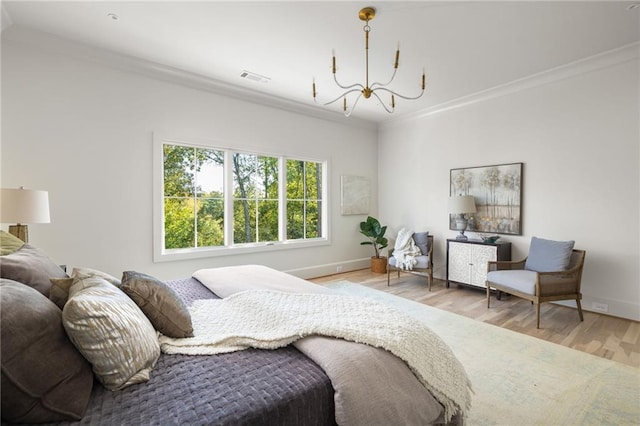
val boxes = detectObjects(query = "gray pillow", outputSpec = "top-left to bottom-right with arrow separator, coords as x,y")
525,237 -> 575,272
0,244 -> 68,296
412,232 -> 430,256
1,279 -> 93,423
120,271 -> 194,338
63,276 -> 160,391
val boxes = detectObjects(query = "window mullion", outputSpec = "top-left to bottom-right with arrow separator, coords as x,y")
302,162 -> 307,239
279,157 -> 286,242
224,150 -> 234,246
193,147 -> 199,248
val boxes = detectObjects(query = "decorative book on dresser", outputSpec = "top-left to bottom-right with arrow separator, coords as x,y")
446,239 -> 512,289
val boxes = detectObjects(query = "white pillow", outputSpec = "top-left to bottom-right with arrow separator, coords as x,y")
62,276 -> 160,390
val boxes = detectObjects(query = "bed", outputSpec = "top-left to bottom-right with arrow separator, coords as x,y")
0,233 -> 468,425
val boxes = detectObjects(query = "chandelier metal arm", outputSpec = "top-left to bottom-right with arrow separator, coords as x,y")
315,88 -> 362,106
369,67 -> 398,91
332,73 -> 365,91
370,91 -> 395,114
374,86 -> 425,101
343,93 -> 364,117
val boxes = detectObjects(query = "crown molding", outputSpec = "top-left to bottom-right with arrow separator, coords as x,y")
2,26 -> 375,130
380,41 -> 640,130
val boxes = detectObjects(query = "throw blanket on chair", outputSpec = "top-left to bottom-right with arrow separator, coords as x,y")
394,227 -> 422,270
160,289 -> 472,423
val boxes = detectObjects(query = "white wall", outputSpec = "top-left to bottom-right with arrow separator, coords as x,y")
378,48 -> 640,320
1,35 -> 378,281
3,30 -> 638,321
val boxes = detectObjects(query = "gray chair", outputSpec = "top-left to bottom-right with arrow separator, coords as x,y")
387,233 -> 434,290
486,237 -> 586,329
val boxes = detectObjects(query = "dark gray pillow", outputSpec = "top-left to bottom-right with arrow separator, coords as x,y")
0,244 -> 68,296
1,279 -> 93,423
525,237 -> 575,272
412,232 -> 430,256
120,271 -> 194,338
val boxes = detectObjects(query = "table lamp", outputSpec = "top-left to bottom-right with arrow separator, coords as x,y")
0,187 -> 50,243
449,195 -> 476,240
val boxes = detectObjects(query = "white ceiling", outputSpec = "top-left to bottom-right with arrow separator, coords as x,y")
2,1 -> 639,123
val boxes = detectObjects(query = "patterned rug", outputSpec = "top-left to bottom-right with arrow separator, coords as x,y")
326,281 -> 640,426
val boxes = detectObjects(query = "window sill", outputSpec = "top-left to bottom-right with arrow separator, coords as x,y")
153,238 -> 330,263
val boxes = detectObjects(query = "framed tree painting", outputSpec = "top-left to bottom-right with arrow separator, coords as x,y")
450,163 -> 523,235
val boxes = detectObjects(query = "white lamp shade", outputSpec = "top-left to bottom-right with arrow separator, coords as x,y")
1,188 -> 50,224
449,195 -> 477,214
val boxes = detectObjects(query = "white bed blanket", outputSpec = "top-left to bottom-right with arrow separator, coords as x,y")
160,278 -> 472,422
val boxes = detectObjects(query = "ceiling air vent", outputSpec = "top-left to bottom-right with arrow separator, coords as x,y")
240,70 -> 271,84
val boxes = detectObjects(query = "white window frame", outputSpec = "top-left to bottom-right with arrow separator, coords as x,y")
153,133 -> 330,262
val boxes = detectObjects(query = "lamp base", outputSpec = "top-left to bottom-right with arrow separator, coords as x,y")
8,224 -> 28,243
455,215 -> 469,241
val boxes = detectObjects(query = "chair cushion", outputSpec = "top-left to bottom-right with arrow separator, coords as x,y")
487,270 -> 538,295
525,237 -> 575,272
389,255 -> 430,269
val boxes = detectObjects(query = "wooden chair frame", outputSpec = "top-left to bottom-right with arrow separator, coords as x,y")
387,235 -> 434,291
486,249 -> 586,328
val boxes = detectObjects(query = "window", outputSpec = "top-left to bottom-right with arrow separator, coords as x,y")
232,153 -> 279,244
163,144 -> 224,250
286,159 -> 322,240
154,137 -> 328,261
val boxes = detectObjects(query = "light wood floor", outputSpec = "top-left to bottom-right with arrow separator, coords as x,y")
310,269 -> 640,368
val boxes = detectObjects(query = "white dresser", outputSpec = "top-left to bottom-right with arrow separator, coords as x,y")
446,239 -> 512,289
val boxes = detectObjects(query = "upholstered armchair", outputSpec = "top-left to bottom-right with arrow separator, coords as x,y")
387,231 -> 434,290
486,236 -> 586,329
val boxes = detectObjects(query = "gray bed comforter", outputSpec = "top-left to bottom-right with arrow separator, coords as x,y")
34,277 -> 336,426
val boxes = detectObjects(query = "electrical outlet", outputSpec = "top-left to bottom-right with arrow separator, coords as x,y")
336,266 -> 344,273
591,302 -> 608,313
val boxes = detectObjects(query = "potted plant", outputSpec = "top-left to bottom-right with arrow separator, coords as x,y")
359,216 -> 388,273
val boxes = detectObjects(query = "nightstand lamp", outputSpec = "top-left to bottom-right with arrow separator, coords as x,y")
0,187 -> 50,243
449,195 -> 476,240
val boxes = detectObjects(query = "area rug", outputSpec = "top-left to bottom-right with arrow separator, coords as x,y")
326,281 -> 640,426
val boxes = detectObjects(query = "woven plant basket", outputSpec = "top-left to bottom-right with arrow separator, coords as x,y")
371,256 -> 387,274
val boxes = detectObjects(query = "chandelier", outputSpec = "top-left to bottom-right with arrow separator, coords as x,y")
312,7 -> 425,117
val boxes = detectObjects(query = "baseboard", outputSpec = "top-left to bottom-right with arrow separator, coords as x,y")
289,263 -> 640,322
285,259 -> 370,280
556,297 -> 640,322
